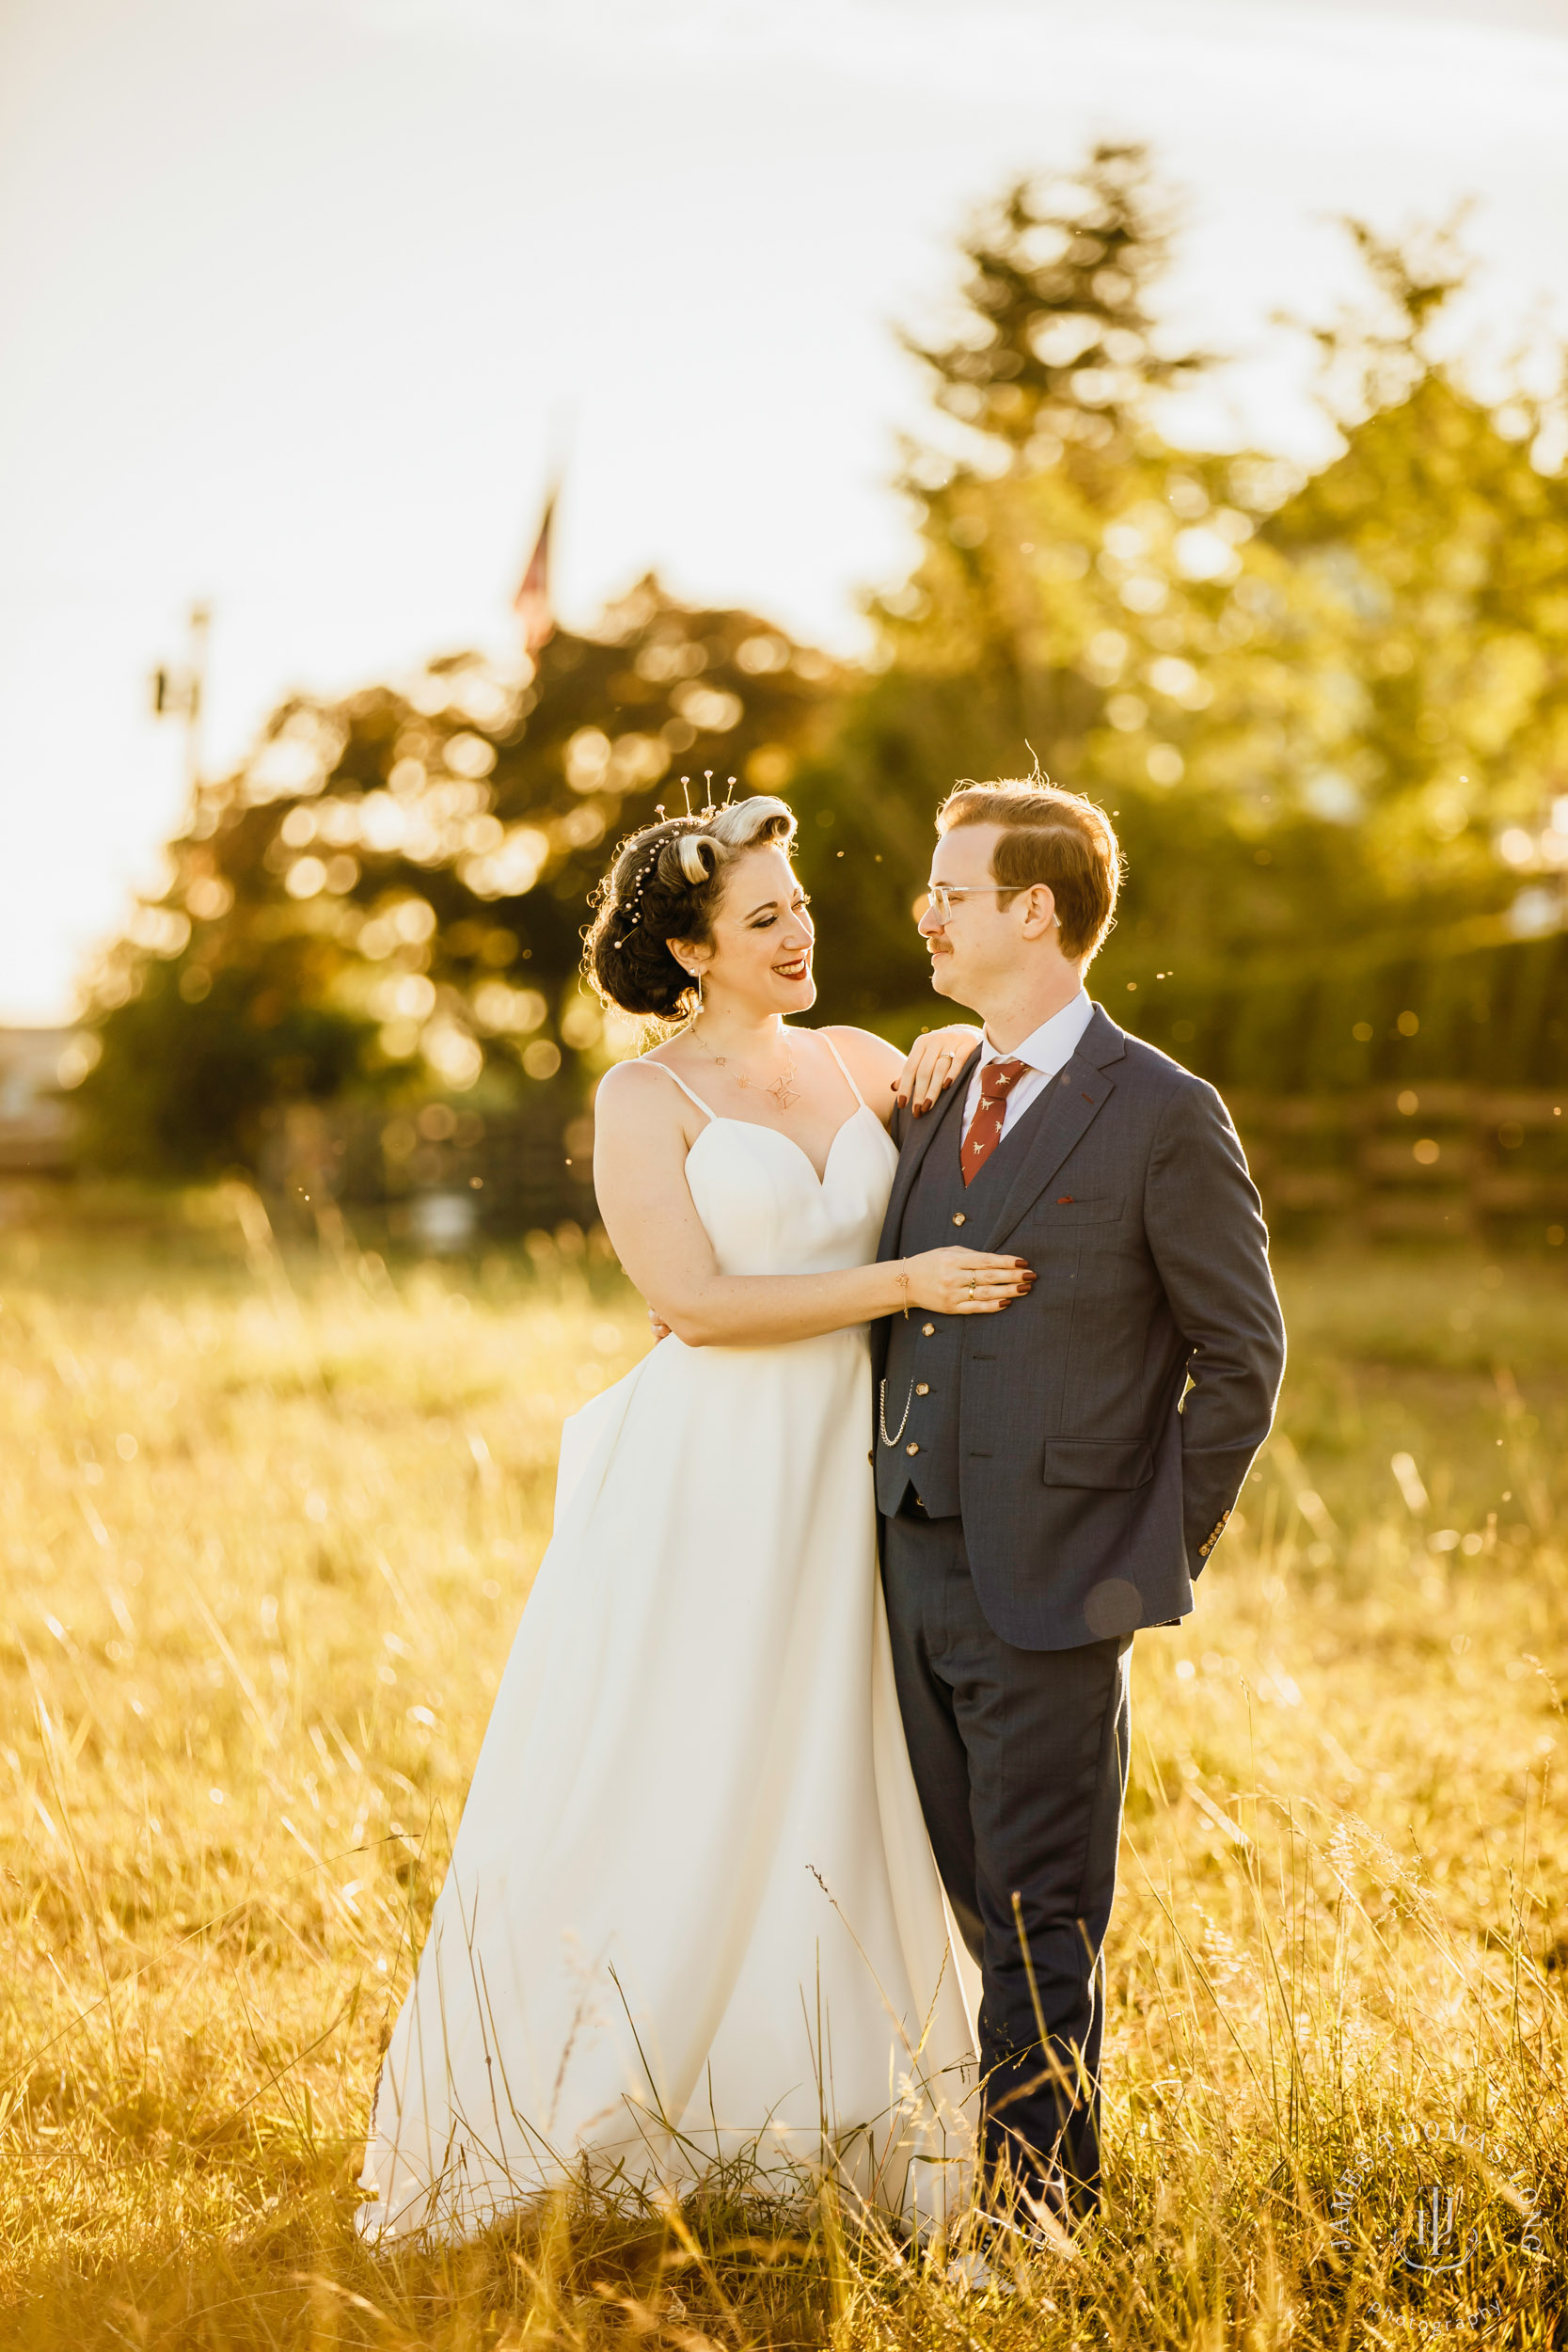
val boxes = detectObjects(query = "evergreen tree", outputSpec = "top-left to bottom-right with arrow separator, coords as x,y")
801,142 -> 1313,1025
902,142 -> 1200,462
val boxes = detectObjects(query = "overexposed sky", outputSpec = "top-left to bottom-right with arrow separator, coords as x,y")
4,0 -> 1568,1021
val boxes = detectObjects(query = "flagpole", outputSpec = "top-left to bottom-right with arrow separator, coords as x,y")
151,600 -> 211,804
184,603 -> 209,799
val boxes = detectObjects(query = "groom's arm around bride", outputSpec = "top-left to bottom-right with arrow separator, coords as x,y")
873,776 -> 1286,2228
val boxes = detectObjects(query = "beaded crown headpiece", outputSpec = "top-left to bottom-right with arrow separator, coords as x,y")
610,773 -> 737,946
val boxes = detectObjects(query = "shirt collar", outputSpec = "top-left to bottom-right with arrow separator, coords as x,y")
979,989 -> 1092,1076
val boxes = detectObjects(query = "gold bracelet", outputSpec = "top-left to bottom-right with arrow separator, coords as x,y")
895,1263 -> 911,1320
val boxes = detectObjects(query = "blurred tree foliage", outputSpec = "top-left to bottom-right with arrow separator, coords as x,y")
78,148 -> 1568,1173
77,584 -> 836,1175
1261,222 -> 1568,914
799,151 -> 1568,1045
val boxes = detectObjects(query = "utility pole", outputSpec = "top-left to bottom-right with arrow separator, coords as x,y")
151,601 -> 210,801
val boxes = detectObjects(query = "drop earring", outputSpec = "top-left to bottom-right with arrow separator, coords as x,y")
679,963 -> 703,1022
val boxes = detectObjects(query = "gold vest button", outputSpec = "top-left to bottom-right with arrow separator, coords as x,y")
921,1322 -> 935,1336
906,1441 -> 920,1456
952,1212 -> 966,1226
915,1382 -> 929,1396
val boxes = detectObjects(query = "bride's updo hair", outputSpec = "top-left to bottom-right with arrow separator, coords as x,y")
585,796 -> 798,1020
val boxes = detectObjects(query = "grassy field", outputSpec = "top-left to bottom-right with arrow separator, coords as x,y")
2,1186 -> 1566,2348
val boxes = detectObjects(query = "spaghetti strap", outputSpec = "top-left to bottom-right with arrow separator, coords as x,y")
642,1057 -> 717,1121
820,1031 -> 866,1110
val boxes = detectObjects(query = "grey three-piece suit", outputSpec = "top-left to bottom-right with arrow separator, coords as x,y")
873,1003 -> 1286,2214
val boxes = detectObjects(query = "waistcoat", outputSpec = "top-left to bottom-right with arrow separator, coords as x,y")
874,1088 -> 1036,1519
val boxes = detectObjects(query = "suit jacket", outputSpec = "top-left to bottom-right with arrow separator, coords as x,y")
872,1004 -> 1286,1648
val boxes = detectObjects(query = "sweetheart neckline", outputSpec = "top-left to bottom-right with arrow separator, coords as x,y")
686,1102 -> 888,1190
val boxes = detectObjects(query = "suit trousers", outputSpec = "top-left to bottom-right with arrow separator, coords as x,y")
881,1506 -> 1132,2216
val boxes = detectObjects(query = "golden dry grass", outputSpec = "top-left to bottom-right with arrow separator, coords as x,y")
2,1187 -> 1566,2347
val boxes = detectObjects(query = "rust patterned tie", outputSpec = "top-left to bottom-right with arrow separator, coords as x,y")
961,1057 -> 1027,1186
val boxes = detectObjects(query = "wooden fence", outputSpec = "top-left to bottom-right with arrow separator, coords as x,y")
0,1028 -> 77,1174
257,1092 -> 598,1250
258,1084 -> 1568,1251
1228,1088 -> 1568,1244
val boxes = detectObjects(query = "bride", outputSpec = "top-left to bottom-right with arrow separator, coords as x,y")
357,793 -> 1035,2243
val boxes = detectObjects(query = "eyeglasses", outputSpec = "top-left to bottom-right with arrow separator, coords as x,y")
922,883 -> 1003,924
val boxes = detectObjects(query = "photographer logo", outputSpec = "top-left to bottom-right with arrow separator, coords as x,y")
1330,2124 -> 1541,2331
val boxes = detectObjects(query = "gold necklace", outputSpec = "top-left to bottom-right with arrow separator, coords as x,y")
689,1021 -> 800,1112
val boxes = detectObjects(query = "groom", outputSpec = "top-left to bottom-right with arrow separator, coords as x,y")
875,778 -> 1285,2227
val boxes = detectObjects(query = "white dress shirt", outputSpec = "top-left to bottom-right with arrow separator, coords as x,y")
961,990 -> 1095,1143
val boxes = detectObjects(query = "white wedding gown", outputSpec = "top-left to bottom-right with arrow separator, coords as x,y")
357,1040 -> 978,2244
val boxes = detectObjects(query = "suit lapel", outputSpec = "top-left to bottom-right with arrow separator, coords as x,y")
876,1044 -> 979,1261
979,1004 -> 1126,1251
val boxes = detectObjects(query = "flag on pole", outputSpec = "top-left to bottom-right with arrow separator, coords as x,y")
513,488 -> 557,654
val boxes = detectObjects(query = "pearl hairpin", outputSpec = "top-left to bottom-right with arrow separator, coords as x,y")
607,782 -> 737,944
